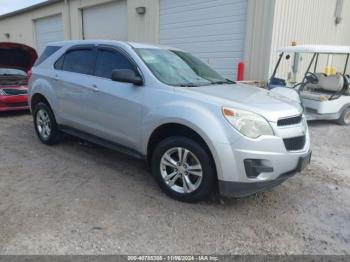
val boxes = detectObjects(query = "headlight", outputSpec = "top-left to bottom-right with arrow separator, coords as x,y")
0,88 -> 6,96
222,107 -> 274,139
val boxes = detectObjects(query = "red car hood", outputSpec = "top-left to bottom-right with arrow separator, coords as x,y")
0,42 -> 38,72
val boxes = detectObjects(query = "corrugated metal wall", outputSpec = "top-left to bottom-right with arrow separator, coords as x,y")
244,0 -> 276,80
35,14 -> 64,53
82,1 -> 128,40
160,0 -> 248,80
269,0 -> 350,81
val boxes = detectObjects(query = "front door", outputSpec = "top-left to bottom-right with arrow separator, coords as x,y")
86,46 -> 144,149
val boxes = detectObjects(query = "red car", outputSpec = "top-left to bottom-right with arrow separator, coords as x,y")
0,42 -> 37,112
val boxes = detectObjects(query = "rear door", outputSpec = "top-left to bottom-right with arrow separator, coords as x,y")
53,45 -> 99,132
86,46 -> 144,149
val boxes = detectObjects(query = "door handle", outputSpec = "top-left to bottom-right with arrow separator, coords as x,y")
53,74 -> 59,81
91,84 -> 99,93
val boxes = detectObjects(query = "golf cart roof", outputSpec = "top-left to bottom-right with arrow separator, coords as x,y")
277,45 -> 350,54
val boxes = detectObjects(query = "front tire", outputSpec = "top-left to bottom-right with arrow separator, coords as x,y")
151,136 -> 216,202
33,102 -> 62,145
336,107 -> 350,125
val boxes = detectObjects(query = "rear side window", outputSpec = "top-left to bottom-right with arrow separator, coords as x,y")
35,46 -> 61,66
54,55 -> 64,70
61,49 -> 95,75
95,49 -> 134,79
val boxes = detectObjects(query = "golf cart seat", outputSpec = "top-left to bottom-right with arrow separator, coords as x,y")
301,91 -> 332,101
301,73 -> 346,101
306,73 -> 344,92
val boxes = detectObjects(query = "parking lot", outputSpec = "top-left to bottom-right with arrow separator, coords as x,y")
0,111 -> 349,255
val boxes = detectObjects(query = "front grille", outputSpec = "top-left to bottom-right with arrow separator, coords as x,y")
277,115 -> 302,126
283,136 -> 306,151
3,89 -> 27,96
7,102 -> 29,108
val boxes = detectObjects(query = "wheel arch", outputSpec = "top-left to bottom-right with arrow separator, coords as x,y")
146,123 -> 218,179
30,93 -> 51,111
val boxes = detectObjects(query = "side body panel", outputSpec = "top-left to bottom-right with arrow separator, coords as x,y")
29,41 -> 311,186
86,77 -> 144,149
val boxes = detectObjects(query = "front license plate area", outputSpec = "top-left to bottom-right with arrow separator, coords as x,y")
297,152 -> 312,172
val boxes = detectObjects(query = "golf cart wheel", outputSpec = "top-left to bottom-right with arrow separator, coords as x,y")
337,107 -> 350,125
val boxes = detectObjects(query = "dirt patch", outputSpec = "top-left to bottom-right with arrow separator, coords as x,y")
0,112 -> 349,254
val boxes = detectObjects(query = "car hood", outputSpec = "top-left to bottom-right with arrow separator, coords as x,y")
181,84 -> 303,122
0,42 -> 38,72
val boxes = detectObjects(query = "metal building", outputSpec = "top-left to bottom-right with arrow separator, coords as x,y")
0,0 -> 349,80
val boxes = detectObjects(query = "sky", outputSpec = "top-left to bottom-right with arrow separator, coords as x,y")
0,0 -> 47,15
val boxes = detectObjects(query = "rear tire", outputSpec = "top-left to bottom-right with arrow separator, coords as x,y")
336,107 -> 350,125
151,136 -> 216,203
33,102 -> 62,145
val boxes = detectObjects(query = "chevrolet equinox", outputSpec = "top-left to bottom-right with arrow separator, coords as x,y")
29,41 -> 311,202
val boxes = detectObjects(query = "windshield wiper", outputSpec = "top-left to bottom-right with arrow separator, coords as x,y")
0,74 -> 25,77
179,83 -> 200,87
211,79 -> 236,85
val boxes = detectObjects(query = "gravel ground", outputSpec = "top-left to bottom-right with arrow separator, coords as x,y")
0,111 -> 349,255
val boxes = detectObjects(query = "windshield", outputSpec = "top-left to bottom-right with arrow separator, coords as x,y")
0,68 -> 27,77
136,48 -> 230,86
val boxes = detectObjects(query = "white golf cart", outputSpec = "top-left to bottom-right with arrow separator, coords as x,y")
269,45 -> 350,125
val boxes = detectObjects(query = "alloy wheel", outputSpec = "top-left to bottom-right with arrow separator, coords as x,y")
160,147 -> 203,194
36,109 -> 52,140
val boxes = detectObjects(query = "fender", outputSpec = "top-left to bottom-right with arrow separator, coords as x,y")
29,76 -> 60,121
140,99 -> 242,178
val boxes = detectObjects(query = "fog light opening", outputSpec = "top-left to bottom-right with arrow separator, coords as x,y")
244,159 -> 274,178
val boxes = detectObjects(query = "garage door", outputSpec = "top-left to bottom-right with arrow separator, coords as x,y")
35,15 -> 64,54
82,1 -> 128,40
160,0 -> 248,80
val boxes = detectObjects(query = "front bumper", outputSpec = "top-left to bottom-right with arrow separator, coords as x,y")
219,150 -> 311,197
0,95 -> 29,112
219,176 -> 290,198
214,118 -> 311,197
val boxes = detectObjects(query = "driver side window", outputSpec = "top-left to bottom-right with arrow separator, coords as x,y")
95,49 -> 134,79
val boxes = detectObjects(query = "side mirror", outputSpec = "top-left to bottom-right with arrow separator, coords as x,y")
111,69 -> 143,86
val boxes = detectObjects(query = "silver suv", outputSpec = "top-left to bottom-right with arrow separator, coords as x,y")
29,41 -> 311,202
